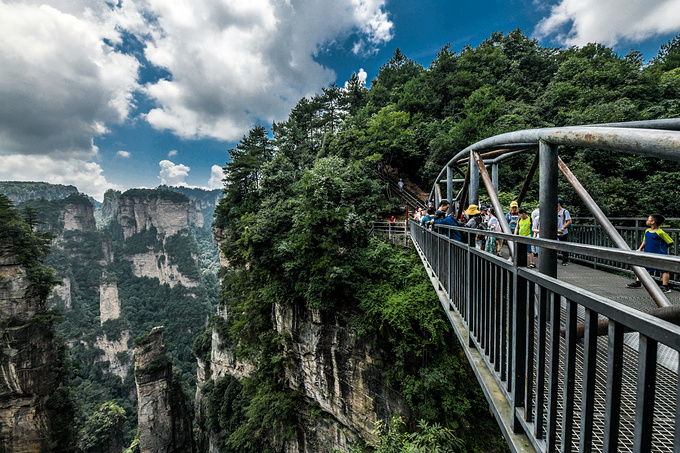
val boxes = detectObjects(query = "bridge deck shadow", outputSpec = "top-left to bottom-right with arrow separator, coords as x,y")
557,259 -> 680,310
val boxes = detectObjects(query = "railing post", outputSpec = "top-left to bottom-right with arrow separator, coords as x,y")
447,165 -> 453,205
538,140 -> 558,278
469,154 -> 479,205
511,238 -> 527,433
492,163 -> 499,194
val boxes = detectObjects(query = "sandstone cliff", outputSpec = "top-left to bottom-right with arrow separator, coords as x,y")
134,327 -> 195,453
62,201 -> 96,232
127,250 -> 199,288
117,190 -> 203,239
196,301 -> 409,452
0,246 -> 72,452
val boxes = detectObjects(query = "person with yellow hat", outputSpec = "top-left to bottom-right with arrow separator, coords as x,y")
506,201 -> 520,234
463,204 -> 486,249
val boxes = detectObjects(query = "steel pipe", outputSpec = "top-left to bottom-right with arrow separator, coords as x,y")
473,151 -> 514,257
557,158 -> 670,308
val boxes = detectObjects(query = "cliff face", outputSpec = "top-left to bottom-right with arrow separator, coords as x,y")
0,248 -> 68,452
117,193 -> 203,240
127,251 -> 199,288
197,301 -> 409,452
134,327 -> 194,453
62,201 -> 96,232
274,304 -> 409,443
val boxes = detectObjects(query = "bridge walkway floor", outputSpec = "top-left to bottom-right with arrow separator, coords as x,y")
508,260 -> 677,452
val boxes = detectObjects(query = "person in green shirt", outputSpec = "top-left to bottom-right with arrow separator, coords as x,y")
515,208 -> 535,268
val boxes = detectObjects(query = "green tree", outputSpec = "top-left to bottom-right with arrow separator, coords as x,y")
80,401 -> 126,453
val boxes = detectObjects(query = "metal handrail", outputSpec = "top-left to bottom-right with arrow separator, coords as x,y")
419,119 -> 680,453
410,218 -> 680,452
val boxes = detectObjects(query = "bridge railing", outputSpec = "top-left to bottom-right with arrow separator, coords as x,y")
410,219 -> 680,453
370,221 -> 409,246
568,222 -> 680,284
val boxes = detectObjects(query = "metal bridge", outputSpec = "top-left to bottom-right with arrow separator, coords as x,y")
409,119 -> 680,452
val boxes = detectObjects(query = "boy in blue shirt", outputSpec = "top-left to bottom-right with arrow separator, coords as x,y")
627,214 -> 674,293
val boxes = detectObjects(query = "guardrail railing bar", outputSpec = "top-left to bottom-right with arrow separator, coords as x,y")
409,218 -> 680,453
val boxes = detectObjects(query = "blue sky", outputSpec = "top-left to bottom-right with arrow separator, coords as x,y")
1,0 -> 679,200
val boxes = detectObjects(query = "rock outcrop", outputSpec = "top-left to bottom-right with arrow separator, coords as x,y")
274,303 -> 409,451
95,331 -> 131,380
0,247 -> 70,451
127,251 -> 199,288
118,192 -> 203,240
197,300 -> 409,452
135,327 -> 195,453
62,201 -> 96,232
99,281 -> 121,324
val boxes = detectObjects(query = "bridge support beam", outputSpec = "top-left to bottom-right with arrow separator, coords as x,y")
538,140 -> 558,278
492,163 -> 499,194
447,165 -> 454,213
469,154 -> 479,206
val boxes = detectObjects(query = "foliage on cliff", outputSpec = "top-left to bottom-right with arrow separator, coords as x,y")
0,194 -> 79,452
0,181 -> 79,204
0,194 -> 60,299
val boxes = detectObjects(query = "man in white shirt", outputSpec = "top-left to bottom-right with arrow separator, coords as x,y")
557,198 -> 572,265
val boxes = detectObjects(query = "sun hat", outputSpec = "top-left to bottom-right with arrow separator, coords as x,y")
465,204 -> 481,216
510,201 -> 518,208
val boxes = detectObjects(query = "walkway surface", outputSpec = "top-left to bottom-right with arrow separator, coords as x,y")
557,260 -> 680,311
532,261 -> 677,452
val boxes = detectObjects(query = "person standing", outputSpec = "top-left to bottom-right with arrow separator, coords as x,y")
626,214 -> 674,293
485,208 -> 501,255
506,201 -> 520,234
430,208 -> 461,241
531,207 -> 540,257
398,179 -> 404,193
532,211 -> 540,257
515,208 -> 535,267
557,198 -> 572,265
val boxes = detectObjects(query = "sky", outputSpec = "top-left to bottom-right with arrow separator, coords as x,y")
2,0 -> 680,201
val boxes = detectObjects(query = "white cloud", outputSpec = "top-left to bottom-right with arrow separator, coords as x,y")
0,0 -> 393,196
208,164 -> 224,190
139,0 -> 393,140
117,150 -> 131,158
0,2 -> 139,159
168,150 -> 178,157
159,160 -> 190,186
346,68 -> 368,88
0,154 -> 121,201
534,0 -> 680,47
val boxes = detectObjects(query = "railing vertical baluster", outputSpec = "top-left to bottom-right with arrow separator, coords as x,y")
525,280 -> 535,422
480,257 -> 486,349
503,269 -> 512,392
633,335 -> 658,453
560,299 -> 577,452
603,320 -> 625,453
547,291 -> 561,451
675,359 -> 680,453
484,258 -> 490,353
494,264 -> 501,372
511,261 -> 527,433
580,309 -> 598,453
448,239 -> 452,302
501,267 -> 508,384
535,286 -> 548,439
467,235 -> 474,347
